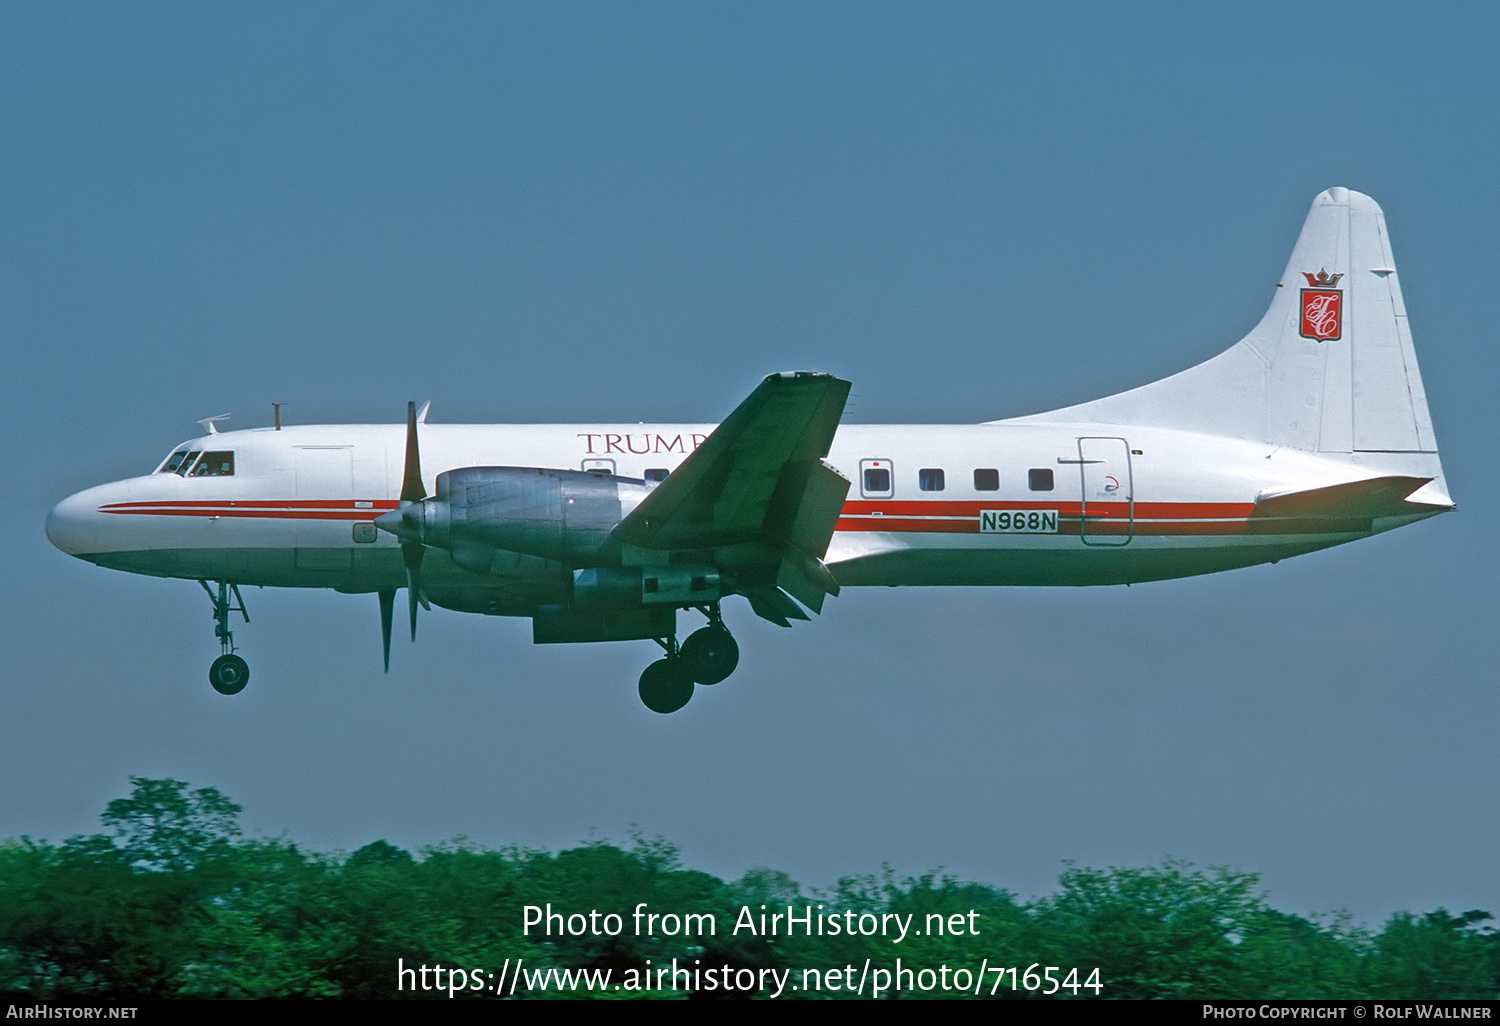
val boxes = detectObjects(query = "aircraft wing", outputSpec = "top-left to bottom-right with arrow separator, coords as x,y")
612,371 -> 851,622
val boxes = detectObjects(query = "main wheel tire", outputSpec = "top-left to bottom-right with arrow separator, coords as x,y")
678,626 -> 739,685
638,658 -> 693,714
209,654 -> 250,696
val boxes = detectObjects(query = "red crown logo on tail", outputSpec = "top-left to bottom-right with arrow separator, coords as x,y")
1299,269 -> 1343,341
1302,269 -> 1344,288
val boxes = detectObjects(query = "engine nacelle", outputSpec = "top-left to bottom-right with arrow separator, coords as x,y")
415,466 -> 652,564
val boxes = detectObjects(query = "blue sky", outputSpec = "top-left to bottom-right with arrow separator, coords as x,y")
5,3 -> 1497,927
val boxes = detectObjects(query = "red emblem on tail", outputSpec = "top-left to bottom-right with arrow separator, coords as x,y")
1299,269 -> 1343,341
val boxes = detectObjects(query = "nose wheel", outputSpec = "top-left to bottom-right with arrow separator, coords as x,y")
637,604 -> 739,713
209,653 -> 250,695
200,580 -> 251,696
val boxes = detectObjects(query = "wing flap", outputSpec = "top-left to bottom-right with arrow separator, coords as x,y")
743,585 -> 811,628
768,458 -> 850,559
777,550 -> 839,614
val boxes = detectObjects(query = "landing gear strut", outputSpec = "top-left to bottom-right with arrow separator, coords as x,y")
636,603 -> 739,713
200,580 -> 250,695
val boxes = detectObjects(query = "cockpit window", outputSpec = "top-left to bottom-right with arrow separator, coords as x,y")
159,450 -> 193,474
190,451 -> 235,477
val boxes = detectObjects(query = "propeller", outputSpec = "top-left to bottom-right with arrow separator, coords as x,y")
398,400 -> 430,641
373,401 -> 432,668
378,589 -> 395,672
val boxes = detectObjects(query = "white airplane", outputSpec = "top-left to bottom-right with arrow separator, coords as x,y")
47,188 -> 1452,713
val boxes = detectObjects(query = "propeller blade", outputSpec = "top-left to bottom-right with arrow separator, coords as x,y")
394,400 -> 430,642
378,589 -> 395,671
400,400 -> 426,503
402,541 -> 425,641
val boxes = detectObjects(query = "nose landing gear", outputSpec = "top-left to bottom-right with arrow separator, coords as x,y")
637,603 -> 739,713
209,652 -> 249,695
200,580 -> 250,695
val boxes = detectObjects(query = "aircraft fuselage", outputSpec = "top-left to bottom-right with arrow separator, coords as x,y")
47,419 -> 1445,601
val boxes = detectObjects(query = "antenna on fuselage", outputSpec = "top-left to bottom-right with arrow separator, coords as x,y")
197,414 -> 231,435
272,402 -> 285,430
416,400 -> 431,424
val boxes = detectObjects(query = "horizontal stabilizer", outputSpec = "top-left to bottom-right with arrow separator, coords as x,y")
1251,476 -> 1443,521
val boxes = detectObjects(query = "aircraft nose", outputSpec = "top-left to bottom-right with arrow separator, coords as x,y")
46,489 -> 101,560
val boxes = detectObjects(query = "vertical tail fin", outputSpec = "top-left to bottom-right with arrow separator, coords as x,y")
1006,188 -> 1441,459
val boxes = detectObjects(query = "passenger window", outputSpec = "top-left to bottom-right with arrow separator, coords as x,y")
974,468 -> 999,491
644,468 -> 669,482
191,451 -> 235,477
859,458 -> 894,498
159,451 -> 192,474
918,469 -> 944,491
1028,468 -> 1054,491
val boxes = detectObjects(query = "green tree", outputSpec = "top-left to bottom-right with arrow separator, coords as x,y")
1027,861 -> 1267,999
101,777 -> 242,872
330,838 -> 528,999
4,779 -> 1496,1001
1229,909 -> 1368,999
1368,909 -> 1498,1000
884,873 -> 1030,997
178,838 -> 344,998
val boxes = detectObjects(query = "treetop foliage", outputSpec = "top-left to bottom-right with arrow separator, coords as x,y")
0,779 -> 1493,1000
100,777 -> 242,872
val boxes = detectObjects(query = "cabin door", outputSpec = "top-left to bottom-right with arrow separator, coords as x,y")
1076,437 -> 1134,546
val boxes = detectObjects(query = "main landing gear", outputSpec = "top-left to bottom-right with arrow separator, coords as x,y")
201,580 -> 251,695
637,603 -> 740,714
